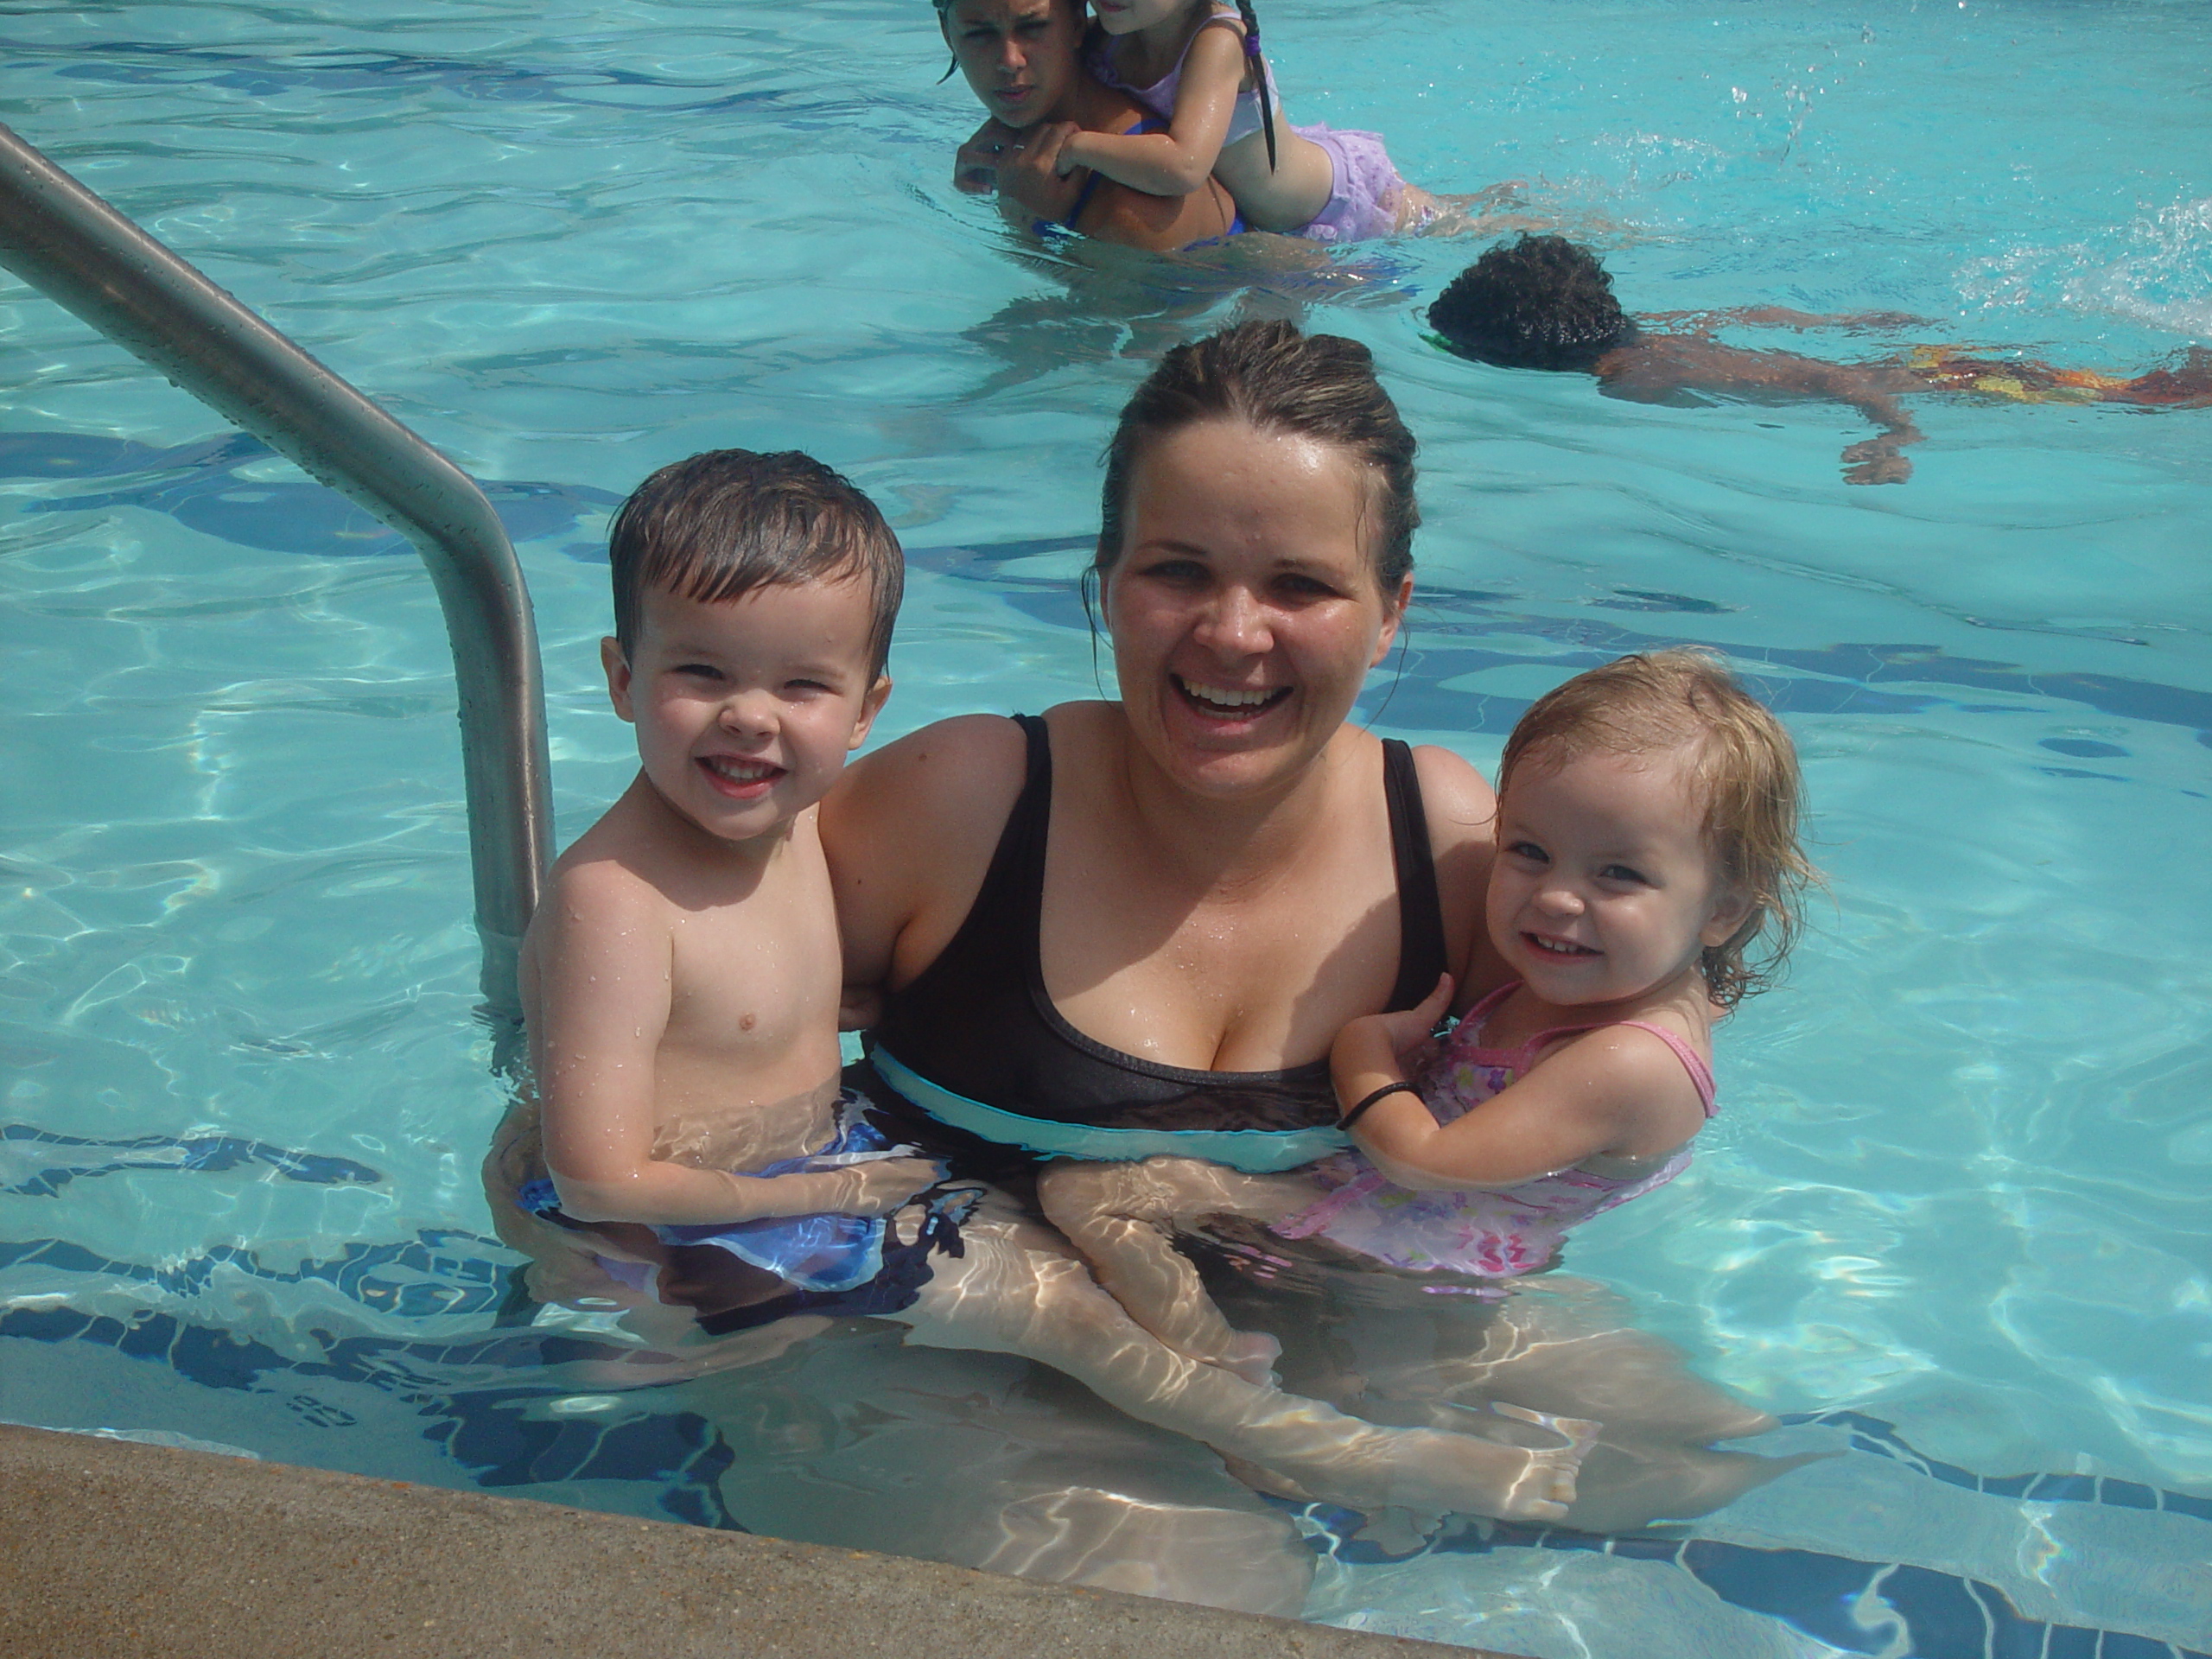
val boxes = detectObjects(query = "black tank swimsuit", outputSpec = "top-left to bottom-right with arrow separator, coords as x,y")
859,715 -> 1448,1176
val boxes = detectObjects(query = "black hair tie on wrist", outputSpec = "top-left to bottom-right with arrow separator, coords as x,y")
1339,1080 -> 1422,1132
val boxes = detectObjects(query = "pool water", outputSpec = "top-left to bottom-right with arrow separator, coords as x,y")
3,2 -> 2209,1653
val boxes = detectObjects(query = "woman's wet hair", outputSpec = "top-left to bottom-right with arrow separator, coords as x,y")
934,0 -> 1082,75
1429,234 -> 1642,372
1096,319 -> 1421,595
1497,649 -> 1817,1008
607,448 -> 904,678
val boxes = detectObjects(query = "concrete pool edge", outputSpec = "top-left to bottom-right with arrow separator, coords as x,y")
0,1422 -> 1520,1658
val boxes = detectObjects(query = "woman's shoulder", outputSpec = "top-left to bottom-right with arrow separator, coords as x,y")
1408,742 -> 1497,836
827,702 -> 1113,842
831,712 -> 1029,828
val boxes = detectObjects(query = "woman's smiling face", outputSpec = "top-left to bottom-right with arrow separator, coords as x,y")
1103,417 -> 1409,798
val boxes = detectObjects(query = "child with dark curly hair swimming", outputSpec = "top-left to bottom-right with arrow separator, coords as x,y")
1430,234 -> 2212,484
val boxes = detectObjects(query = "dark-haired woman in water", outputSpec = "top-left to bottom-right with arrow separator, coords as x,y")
819,320 -> 1802,1599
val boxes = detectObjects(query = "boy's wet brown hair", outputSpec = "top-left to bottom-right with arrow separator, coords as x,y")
607,448 -> 903,678
1497,648 -> 1817,1008
1095,319 -> 1420,597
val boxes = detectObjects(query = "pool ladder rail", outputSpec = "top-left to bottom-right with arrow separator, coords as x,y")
0,118 -> 552,1038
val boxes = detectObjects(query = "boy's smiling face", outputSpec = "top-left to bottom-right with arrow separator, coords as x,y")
603,578 -> 889,847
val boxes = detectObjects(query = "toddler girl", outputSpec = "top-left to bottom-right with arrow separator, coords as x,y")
1040,649 -> 1815,1384
1062,0 -> 1510,242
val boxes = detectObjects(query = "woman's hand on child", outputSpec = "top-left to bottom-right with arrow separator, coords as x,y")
955,118 -> 1017,194
838,1156 -> 944,1217
838,983 -> 883,1032
995,123 -> 1085,219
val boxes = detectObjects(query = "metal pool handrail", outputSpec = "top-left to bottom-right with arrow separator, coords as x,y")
0,118 -> 551,1032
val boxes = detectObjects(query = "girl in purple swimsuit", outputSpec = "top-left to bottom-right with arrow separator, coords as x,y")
1055,0 -> 1518,242
1041,648 -> 1816,1392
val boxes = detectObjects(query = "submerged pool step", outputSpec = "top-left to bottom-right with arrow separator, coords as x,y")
0,1422 -> 1519,1659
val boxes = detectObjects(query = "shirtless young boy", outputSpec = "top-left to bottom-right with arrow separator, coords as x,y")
492,448 -> 1592,1525
512,448 -> 945,1332
1431,233 -> 2212,484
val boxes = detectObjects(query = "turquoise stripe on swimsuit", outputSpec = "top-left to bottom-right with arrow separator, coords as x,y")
870,1048 -> 1349,1173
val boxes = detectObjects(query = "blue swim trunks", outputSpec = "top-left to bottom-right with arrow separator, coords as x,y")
517,1093 -> 971,1336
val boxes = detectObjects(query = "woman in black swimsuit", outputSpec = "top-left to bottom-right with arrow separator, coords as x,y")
808,321 -> 1592,1607
810,319 -> 1803,1597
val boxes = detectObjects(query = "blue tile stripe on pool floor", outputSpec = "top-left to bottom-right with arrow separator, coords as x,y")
8,1119 -> 2212,1653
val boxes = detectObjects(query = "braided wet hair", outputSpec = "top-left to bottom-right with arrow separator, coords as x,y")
1232,1 -> 1277,171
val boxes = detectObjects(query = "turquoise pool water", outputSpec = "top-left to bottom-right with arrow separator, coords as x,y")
3,2 -> 2209,1653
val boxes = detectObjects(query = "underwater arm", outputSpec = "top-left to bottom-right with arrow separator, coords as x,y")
1038,1157 -> 1302,1382
1653,307 -> 1931,337
1792,359 -> 1926,483
1605,339 -> 1926,484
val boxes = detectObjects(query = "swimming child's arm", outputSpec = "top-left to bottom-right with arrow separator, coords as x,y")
1332,985 -> 1707,1192
1602,338 -> 1927,485
1055,21 -> 1247,197
1649,307 -> 1931,337
533,861 -> 933,1227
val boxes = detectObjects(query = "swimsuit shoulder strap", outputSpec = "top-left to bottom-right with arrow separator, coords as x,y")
1516,1015 -> 1719,1117
1381,738 -> 1449,1011
1612,1020 -> 1718,1116
918,713 -> 1052,976
997,713 -> 1053,966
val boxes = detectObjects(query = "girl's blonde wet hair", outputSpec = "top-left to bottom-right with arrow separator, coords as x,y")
1497,648 -> 1817,1009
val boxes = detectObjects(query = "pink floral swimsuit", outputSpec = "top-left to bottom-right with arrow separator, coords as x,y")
1272,984 -> 1717,1278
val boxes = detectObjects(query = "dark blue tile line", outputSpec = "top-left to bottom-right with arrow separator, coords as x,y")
0,1230 -> 510,1319
2,1122 -> 381,1198
2,35 -> 850,121
890,534 -> 2212,746
0,1300 -> 745,1530
1779,1410 -> 2212,1525
1280,1501 -> 2209,1659
3,431 -> 621,562
9,1296 -> 2206,1648
13,435 -> 2212,747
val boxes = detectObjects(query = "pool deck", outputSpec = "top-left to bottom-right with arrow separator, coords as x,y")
0,1421 -> 1517,1659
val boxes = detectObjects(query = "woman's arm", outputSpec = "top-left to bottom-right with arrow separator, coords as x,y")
820,713 -> 1031,1002
1056,20 -> 1245,196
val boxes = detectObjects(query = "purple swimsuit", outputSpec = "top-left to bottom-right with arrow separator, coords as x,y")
1087,9 -> 1416,244
1273,984 -> 1718,1278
